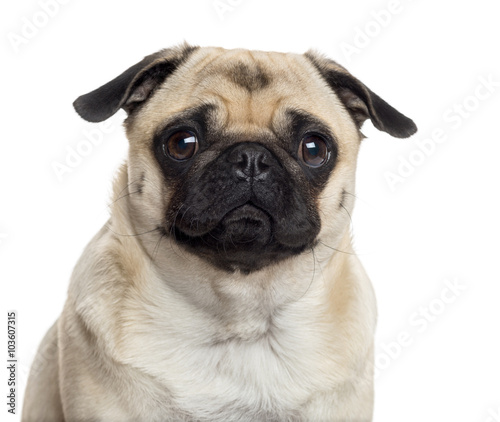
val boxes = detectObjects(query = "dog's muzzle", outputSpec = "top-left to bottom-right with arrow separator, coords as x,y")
170,142 -> 319,272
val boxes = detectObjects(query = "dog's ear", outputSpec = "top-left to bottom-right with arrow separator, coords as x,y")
73,43 -> 199,122
305,51 -> 417,138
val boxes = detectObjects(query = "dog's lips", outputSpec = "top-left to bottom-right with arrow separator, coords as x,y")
186,202 -> 273,245
223,203 -> 271,223
218,203 -> 273,244
173,202 -> 273,245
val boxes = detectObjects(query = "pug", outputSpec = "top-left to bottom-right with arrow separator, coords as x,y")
22,43 -> 416,422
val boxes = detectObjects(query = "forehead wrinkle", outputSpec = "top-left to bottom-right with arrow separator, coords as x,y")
208,90 -> 292,135
269,97 -> 291,132
226,63 -> 270,93
185,50 -> 342,135
194,83 -> 265,129
197,50 -> 274,95
200,94 -> 230,130
190,48 -> 227,79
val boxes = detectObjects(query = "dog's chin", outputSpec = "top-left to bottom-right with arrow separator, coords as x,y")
172,204 -> 309,273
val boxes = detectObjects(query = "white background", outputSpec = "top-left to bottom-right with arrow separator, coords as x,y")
1,0 -> 499,421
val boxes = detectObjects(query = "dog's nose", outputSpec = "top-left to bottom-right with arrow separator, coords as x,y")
227,143 -> 276,180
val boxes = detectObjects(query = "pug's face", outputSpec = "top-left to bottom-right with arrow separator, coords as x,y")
74,44 -> 416,274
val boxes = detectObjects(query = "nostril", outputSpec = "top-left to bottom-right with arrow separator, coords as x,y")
228,149 -> 244,164
239,154 -> 250,170
256,159 -> 269,173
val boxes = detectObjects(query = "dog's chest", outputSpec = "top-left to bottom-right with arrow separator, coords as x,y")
121,320 -> 335,420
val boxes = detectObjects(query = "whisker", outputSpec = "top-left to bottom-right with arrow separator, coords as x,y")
343,190 -> 358,199
345,189 -> 372,207
151,230 -> 165,263
105,224 -> 161,238
296,246 -> 317,302
166,230 -> 189,263
178,206 -> 193,232
109,178 -> 143,206
318,189 -> 360,202
339,202 -> 353,225
318,240 -> 356,255
168,206 -> 192,262
318,191 -> 340,200
111,190 -> 142,205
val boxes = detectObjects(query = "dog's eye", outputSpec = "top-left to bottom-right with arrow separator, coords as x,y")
164,130 -> 198,161
299,135 -> 329,168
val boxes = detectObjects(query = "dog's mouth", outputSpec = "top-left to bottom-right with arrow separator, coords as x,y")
215,203 -> 273,245
171,202 -> 311,272
174,202 -> 273,247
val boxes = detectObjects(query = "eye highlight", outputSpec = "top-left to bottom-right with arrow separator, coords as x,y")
299,134 -> 329,168
163,130 -> 198,161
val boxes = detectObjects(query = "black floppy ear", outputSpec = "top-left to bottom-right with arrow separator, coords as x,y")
304,51 -> 417,138
73,43 -> 199,122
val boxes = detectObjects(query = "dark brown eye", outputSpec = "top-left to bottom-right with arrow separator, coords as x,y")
164,130 -> 198,161
299,135 -> 329,167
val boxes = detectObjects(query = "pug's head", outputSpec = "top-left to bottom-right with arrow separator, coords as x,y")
74,43 -> 416,274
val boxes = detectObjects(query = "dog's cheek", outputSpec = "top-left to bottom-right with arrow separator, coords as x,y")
126,154 -> 173,227
316,162 -> 356,243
